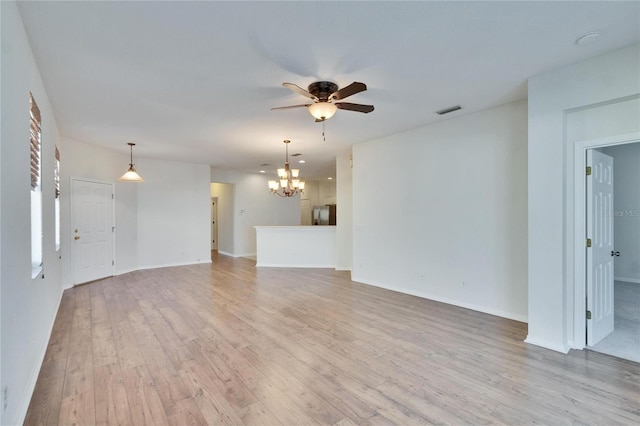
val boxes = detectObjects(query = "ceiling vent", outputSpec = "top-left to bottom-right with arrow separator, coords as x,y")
291,153 -> 303,157
436,105 -> 462,115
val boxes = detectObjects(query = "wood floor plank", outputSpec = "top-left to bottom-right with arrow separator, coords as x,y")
237,400 -> 283,425
25,252 -> 640,425
94,363 -> 134,426
183,339 -> 258,412
177,360 -> 245,425
24,291 -> 76,426
57,287 -> 95,426
121,365 -> 170,426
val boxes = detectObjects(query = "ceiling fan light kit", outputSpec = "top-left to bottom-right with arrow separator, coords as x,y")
272,80 -> 374,122
308,102 -> 337,121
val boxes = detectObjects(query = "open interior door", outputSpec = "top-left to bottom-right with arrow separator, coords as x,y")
586,149 -> 615,346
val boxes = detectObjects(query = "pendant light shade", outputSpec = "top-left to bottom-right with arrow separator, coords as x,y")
119,142 -> 144,182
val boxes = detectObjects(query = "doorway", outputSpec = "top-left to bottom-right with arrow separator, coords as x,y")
70,177 -> 115,285
587,143 -> 640,361
574,136 -> 640,362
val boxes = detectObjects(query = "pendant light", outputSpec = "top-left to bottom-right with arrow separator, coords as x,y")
119,142 -> 144,182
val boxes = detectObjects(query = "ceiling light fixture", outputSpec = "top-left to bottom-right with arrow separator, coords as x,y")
308,102 -> 338,121
268,140 -> 305,197
118,142 -> 144,182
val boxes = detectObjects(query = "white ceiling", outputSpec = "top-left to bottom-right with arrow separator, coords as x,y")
17,1 -> 640,180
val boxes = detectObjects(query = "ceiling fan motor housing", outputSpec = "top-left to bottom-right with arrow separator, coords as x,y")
308,81 -> 338,101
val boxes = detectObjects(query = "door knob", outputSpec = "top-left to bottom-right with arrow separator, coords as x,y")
611,250 -> 620,257
74,236 -> 80,240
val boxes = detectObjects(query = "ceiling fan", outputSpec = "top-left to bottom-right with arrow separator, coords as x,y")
272,81 -> 374,122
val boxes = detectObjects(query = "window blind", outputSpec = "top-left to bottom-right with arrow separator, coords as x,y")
30,95 -> 42,191
54,146 -> 60,198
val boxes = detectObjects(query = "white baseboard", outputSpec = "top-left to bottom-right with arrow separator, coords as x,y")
13,287 -> 65,425
116,266 -> 138,276
218,251 -> 256,258
351,275 -> 528,323
335,266 -> 352,272
256,263 -> 336,268
236,252 -> 256,258
524,336 -> 571,354
137,259 -> 212,271
615,276 -> 640,284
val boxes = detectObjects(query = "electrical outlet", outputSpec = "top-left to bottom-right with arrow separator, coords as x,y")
3,385 -> 7,411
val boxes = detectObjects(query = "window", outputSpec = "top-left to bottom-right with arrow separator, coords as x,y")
30,93 -> 43,277
54,146 -> 61,251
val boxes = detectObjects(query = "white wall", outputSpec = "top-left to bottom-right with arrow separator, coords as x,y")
527,44 -> 640,352
601,143 -> 640,283
137,158 -> 211,269
1,2 -> 64,423
352,100 -> 528,321
210,183 -> 235,255
60,137 -> 138,280
319,180 -> 337,205
63,141 -> 212,274
211,168 -> 300,257
301,181 -> 319,208
256,226 -> 336,268
336,150 -> 353,271
302,180 -> 337,207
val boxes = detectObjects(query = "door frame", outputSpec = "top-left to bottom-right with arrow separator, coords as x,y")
572,133 -> 640,349
70,176 -> 116,285
211,197 -> 218,250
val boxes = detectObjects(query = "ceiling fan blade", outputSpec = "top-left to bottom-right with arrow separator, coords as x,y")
335,102 -> 374,113
282,82 -> 318,101
271,104 -> 312,111
330,82 -> 367,100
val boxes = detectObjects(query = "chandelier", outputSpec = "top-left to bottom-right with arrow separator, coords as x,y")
268,140 -> 305,197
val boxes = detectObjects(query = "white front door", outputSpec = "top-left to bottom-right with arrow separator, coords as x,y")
586,150 -> 615,346
71,179 -> 114,285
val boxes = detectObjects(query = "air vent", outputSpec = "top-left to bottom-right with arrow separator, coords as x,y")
260,163 -> 270,167
436,105 -> 462,115
291,153 -> 303,157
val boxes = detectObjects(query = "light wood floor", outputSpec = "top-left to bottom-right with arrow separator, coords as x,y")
26,253 -> 640,425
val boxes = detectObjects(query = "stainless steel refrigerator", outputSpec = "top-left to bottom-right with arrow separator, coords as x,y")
312,204 -> 336,225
